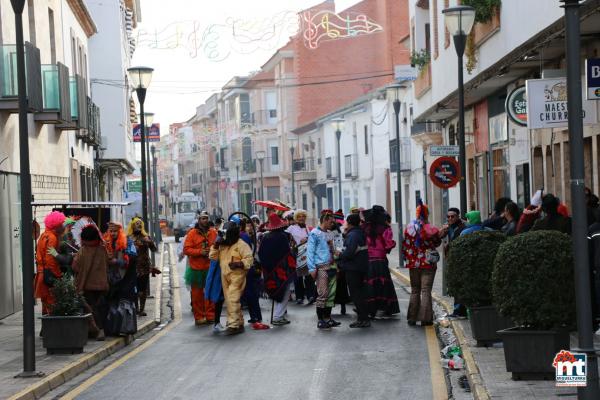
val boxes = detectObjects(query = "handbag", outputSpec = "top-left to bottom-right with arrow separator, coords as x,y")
425,249 -> 440,264
295,243 -> 309,276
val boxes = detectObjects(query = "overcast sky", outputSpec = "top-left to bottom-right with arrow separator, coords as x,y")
131,0 -> 361,128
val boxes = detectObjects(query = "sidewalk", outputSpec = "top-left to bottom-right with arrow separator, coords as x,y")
388,246 -> 600,400
0,243 -> 165,400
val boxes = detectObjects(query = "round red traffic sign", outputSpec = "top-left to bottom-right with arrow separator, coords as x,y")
429,157 -> 461,189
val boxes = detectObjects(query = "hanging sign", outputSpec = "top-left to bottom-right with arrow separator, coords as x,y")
586,58 -> 600,100
525,78 -> 597,129
429,157 -> 461,189
506,86 -> 528,126
133,123 -> 161,142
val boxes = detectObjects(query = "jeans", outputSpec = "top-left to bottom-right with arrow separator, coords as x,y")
407,268 -> 436,323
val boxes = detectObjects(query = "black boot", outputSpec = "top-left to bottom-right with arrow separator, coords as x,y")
340,303 -> 346,315
325,307 -> 341,327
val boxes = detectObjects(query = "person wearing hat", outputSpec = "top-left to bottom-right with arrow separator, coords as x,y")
35,211 -> 67,316
363,205 -> 400,319
49,217 -> 78,276
460,211 -> 486,236
257,213 -> 297,326
209,221 -> 254,335
331,210 -> 350,315
403,202 -> 441,326
184,211 -> 218,325
286,209 -> 316,305
127,218 -> 157,317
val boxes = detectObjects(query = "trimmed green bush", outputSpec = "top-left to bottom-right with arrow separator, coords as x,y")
491,231 -> 575,330
50,275 -> 84,316
447,231 -> 506,307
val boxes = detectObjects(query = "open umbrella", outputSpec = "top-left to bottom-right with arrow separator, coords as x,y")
253,200 -> 290,211
71,216 -> 101,247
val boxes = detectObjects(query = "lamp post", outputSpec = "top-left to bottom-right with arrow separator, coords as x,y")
290,145 -> 296,207
11,0 -> 39,377
128,66 -> 154,227
331,118 -> 345,211
235,160 -> 241,212
562,1 -> 600,397
151,145 -> 162,243
442,6 -> 475,216
387,83 -> 406,268
142,112 -> 154,238
256,150 -> 266,220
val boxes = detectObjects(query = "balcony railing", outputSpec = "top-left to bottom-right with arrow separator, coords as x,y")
34,62 -> 71,124
293,157 -> 317,181
411,121 -> 443,136
86,97 -> 101,146
0,42 -> 42,112
60,74 -> 88,131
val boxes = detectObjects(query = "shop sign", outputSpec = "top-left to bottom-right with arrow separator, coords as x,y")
429,157 -> 461,189
526,78 -> 597,129
394,65 -> 417,81
586,58 -> 600,100
506,86 -> 528,126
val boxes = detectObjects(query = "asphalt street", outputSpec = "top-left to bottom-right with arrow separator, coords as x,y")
51,242 -> 442,400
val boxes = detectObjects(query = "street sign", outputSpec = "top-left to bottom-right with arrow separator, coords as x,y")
133,123 -> 161,142
586,58 -> 600,100
394,64 -> 417,81
430,145 -> 460,157
506,86 -> 528,126
429,157 -> 461,189
127,180 -> 142,193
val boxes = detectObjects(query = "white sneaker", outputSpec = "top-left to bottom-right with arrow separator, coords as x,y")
213,323 -> 225,334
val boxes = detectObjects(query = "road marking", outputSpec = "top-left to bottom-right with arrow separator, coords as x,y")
425,325 -> 448,400
61,244 -> 181,400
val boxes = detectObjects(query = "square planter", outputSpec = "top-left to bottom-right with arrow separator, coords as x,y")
497,327 -> 570,380
469,305 -> 513,347
41,314 -> 91,354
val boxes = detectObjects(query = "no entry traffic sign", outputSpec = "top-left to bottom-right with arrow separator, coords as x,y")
429,157 -> 461,189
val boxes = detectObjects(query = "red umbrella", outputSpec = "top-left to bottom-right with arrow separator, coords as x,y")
253,200 -> 290,211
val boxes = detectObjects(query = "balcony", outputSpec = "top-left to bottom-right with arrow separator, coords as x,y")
250,109 -> 278,128
0,43 -> 42,112
58,74 -> 87,131
411,121 -> 443,147
414,64 -> 432,99
34,63 -> 71,124
293,157 -> 316,182
473,10 -> 501,47
86,97 -> 101,146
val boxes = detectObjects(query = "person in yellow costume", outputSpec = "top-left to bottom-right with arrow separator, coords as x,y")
209,221 -> 253,335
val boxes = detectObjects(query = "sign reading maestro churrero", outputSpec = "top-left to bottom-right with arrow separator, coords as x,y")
526,78 -> 598,129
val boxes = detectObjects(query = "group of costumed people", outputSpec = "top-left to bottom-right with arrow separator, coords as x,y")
34,211 -> 158,340
179,203 -> 402,335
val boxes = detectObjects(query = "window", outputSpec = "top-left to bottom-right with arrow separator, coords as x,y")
269,109 -> 277,118
178,202 -> 196,213
48,9 -> 56,64
71,33 -> 77,74
27,0 -> 36,45
240,93 -> 250,124
302,193 -> 307,210
448,124 -> 457,145
364,125 -> 369,154
516,163 -> 531,209
327,187 -> 334,210
389,139 -> 398,172
424,23 -> 431,56
270,146 -> 279,165
344,155 -> 352,178
326,157 -> 333,178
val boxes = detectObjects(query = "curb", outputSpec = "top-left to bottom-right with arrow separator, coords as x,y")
390,268 -> 491,400
154,242 -> 165,324
8,242 -> 166,400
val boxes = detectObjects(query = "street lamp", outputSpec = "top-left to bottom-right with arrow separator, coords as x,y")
331,117 -> 345,211
289,142 -> 296,208
235,160 -> 241,212
256,150 -> 266,219
562,0 -> 600,397
11,0 -> 39,377
128,66 -> 154,228
151,145 -> 162,244
141,112 -> 154,238
442,5 -> 475,216
387,83 -> 406,268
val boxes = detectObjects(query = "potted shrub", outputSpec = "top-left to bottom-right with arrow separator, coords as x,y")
41,275 -> 91,354
492,231 -> 575,380
446,231 -> 513,346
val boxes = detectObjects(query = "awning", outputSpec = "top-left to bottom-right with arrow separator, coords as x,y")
31,201 -> 132,208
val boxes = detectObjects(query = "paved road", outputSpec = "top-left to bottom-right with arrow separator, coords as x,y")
52,243 -> 442,400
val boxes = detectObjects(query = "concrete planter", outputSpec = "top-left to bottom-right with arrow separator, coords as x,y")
497,326 -> 570,380
41,314 -> 91,354
469,305 -> 513,347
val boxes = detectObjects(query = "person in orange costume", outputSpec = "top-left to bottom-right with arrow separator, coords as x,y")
184,211 -> 218,325
35,211 -> 67,315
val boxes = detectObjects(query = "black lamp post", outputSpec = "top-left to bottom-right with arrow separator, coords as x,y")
235,160 -> 241,211
128,66 -> 154,227
442,5 -> 475,216
11,0 -> 39,378
151,145 -> 162,243
142,112 -> 154,237
387,83 -> 407,268
562,0 -> 600,397
331,118 -> 345,211
256,151 -> 266,220
290,145 -> 296,207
